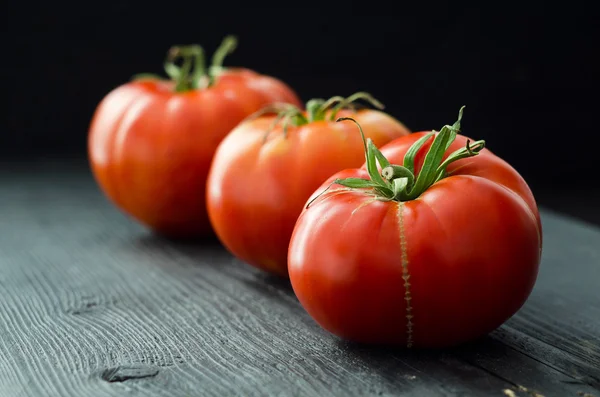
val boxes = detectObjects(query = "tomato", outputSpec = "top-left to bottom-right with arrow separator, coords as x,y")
288,108 -> 542,348
206,93 -> 411,276
88,36 -> 301,237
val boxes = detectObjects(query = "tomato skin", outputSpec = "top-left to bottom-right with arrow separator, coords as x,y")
288,132 -> 542,347
206,110 -> 410,276
88,70 -> 300,237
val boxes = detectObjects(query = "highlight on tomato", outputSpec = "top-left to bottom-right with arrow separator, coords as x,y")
206,92 -> 411,276
288,108 -> 542,348
88,36 -> 301,238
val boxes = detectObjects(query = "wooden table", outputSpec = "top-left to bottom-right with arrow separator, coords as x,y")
1,162 -> 599,397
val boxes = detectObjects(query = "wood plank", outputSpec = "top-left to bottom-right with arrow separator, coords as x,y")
0,164 -> 599,397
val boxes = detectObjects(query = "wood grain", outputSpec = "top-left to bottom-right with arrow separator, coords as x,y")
0,162 -> 599,397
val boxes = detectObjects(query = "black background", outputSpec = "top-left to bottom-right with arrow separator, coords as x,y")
2,2 -> 598,223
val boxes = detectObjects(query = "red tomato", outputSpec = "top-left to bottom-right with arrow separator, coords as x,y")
206,93 -> 411,276
88,36 -> 300,237
289,108 -> 542,348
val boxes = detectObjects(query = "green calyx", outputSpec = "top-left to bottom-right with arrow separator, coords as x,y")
305,91 -> 385,123
132,35 -> 238,92
307,106 -> 485,207
252,92 -> 384,140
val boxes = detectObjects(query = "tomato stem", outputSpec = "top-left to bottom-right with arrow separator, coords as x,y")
249,92 -> 386,141
306,99 -> 326,122
309,107 -> 486,206
132,35 -> 238,92
165,45 -> 206,92
328,92 -> 384,121
208,35 -> 238,86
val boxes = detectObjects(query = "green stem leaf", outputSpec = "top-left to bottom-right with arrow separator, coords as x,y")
209,35 -> 237,85
408,126 -> 454,198
329,92 -> 385,121
367,140 -> 390,187
434,139 -> 485,182
247,103 -> 298,121
335,178 -> 382,189
319,96 -> 345,112
442,105 -> 465,152
258,106 -> 307,143
281,109 -> 306,138
337,117 -> 388,187
176,54 -> 193,92
451,105 -> 465,132
306,99 -> 326,122
403,107 -> 483,199
163,52 -> 181,80
164,45 -> 206,92
305,177 -> 383,209
189,47 -> 206,89
403,132 -> 434,174
290,112 -> 309,126
372,145 -> 391,169
393,177 -> 410,199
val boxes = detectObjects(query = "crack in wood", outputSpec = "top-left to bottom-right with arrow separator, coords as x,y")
100,365 -> 159,383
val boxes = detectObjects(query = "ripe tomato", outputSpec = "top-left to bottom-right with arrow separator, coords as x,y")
88,36 -> 300,237
289,108 -> 542,348
206,93 -> 411,276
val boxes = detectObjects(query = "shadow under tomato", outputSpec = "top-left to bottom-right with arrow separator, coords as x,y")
131,229 -> 223,252
330,334 -> 528,394
334,331 -> 535,380
236,267 -> 298,301
128,229 -> 232,269
129,229 -> 298,299
335,331 -> 501,358
141,229 -> 222,247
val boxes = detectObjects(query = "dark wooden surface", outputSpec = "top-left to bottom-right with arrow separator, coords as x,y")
1,162 -> 599,397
